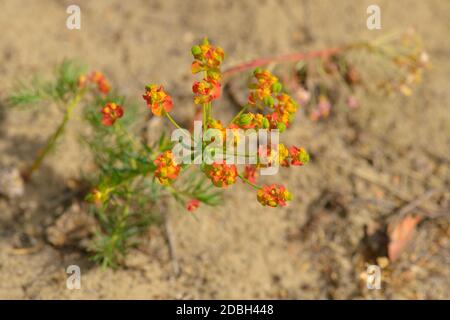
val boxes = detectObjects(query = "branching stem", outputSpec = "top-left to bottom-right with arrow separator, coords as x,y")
23,92 -> 83,180
237,173 -> 261,190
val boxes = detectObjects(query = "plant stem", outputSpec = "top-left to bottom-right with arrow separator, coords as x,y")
23,93 -> 82,180
206,102 -> 212,124
165,112 -> 183,131
202,103 -> 207,131
165,112 -> 194,144
229,104 -> 249,125
222,41 -> 375,78
237,173 -> 261,190
222,46 -> 344,77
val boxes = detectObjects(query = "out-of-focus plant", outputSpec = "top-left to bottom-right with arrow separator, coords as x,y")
222,29 -> 429,121
9,61 -> 221,268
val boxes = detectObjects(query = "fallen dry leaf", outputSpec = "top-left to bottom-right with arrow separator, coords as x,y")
388,215 -> 422,261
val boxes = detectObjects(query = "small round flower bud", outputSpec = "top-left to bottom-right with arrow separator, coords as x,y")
191,45 -> 202,57
253,67 -> 262,75
277,122 -> 286,132
264,96 -> 274,107
238,113 -> 253,126
271,82 -> 282,93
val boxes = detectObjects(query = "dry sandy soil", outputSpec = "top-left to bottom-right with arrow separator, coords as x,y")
0,0 -> 449,299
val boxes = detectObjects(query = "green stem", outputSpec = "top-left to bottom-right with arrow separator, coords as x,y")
165,112 -> 183,131
237,173 -> 261,190
206,102 -> 212,124
165,112 -> 194,143
223,151 -> 254,158
229,104 -> 249,126
24,93 -> 82,180
202,103 -> 208,131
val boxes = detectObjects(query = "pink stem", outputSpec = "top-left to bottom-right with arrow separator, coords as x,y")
222,47 -> 343,77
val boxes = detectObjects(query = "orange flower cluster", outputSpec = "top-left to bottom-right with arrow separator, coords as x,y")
257,184 -> 292,207
240,70 -> 299,132
78,71 -> 111,95
270,93 -> 298,130
142,39 -> 309,210
192,78 -> 221,104
191,38 -> 224,79
289,146 -> 310,166
143,84 -> 173,116
101,102 -> 124,126
263,96 -> 298,133
191,38 -> 224,105
204,162 -> 238,188
186,199 -> 200,212
248,69 -> 281,106
153,151 -> 180,186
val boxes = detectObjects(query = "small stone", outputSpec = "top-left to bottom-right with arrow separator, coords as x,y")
376,256 -> 390,269
0,166 -> 24,199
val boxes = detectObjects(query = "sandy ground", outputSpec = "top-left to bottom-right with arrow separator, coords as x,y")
0,0 -> 449,299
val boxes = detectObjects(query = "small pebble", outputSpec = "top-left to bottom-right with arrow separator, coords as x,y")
0,166 -> 24,199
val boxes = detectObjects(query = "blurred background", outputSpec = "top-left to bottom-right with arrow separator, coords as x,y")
0,0 -> 449,299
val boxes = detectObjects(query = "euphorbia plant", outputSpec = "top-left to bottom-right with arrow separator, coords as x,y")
8,38 -> 310,267
139,38 -> 310,208
221,29 -> 429,121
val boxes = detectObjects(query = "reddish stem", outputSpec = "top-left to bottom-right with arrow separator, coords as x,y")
222,46 -> 344,77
